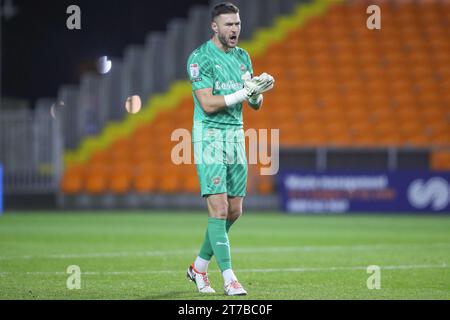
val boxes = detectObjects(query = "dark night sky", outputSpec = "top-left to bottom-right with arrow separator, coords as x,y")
1,0 -> 210,105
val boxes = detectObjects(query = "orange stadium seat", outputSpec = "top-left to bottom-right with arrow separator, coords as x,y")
61,164 -> 84,194
109,163 -> 133,194
134,172 -> 158,193
431,151 -> 450,170
84,164 -> 108,194
90,150 -> 108,165
133,162 -> 159,193
404,133 -> 430,147
179,167 -> 200,194
257,174 -> 274,195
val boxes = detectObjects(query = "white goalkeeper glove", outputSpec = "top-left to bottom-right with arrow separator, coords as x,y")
245,73 -> 274,106
245,72 -> 275,97
224,72 -> 275,107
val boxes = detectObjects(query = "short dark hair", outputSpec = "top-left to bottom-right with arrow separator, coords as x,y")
211,2 -> 239,21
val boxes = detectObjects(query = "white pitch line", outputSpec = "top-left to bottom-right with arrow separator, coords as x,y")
237,263 -> 449,273
0,243 -> 449,261
0,263 -> 447,277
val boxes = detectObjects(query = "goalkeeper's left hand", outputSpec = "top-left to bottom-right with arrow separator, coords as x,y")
245,72 -> 275,106
245,72 -> 275,97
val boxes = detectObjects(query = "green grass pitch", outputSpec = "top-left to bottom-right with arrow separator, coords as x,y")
0,211 -> 449,300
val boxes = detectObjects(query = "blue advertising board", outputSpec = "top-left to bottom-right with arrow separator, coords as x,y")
278,171 -> 450,213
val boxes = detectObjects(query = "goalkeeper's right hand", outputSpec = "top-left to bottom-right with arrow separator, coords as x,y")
245,73 -> 275,97
224,72 -> 275,107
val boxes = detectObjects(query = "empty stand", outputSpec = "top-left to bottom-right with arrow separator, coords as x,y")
61,0 -> 450,195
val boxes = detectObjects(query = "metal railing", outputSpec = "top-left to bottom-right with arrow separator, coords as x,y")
0,110 -> 63,194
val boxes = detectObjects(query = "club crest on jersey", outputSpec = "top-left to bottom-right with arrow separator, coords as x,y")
190,63 -> 200,78
212,176 -> 221,185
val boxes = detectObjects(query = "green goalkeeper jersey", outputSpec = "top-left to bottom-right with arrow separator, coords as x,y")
187,39 -> 253,142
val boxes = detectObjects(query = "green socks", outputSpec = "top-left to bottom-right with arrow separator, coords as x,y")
199,219 -> 234,261
199,218 -> 233,272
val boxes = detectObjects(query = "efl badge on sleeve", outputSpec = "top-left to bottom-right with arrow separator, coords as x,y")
190,63 -> 200,78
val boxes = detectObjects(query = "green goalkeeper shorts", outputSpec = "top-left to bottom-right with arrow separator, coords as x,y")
193,139 -> 248,197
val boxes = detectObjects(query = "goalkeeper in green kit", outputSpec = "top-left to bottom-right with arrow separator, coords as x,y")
186,2 -> 275,296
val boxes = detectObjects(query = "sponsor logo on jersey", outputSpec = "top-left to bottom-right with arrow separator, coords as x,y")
215,80 -> 243,91
191,77 -> 202,83
190,63 -> 200,78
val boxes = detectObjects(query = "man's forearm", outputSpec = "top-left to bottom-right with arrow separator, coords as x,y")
200,95 -> 228,114
200,89 -> 248,114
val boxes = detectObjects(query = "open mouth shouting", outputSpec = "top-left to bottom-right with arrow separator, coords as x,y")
229,34 -> 238,46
